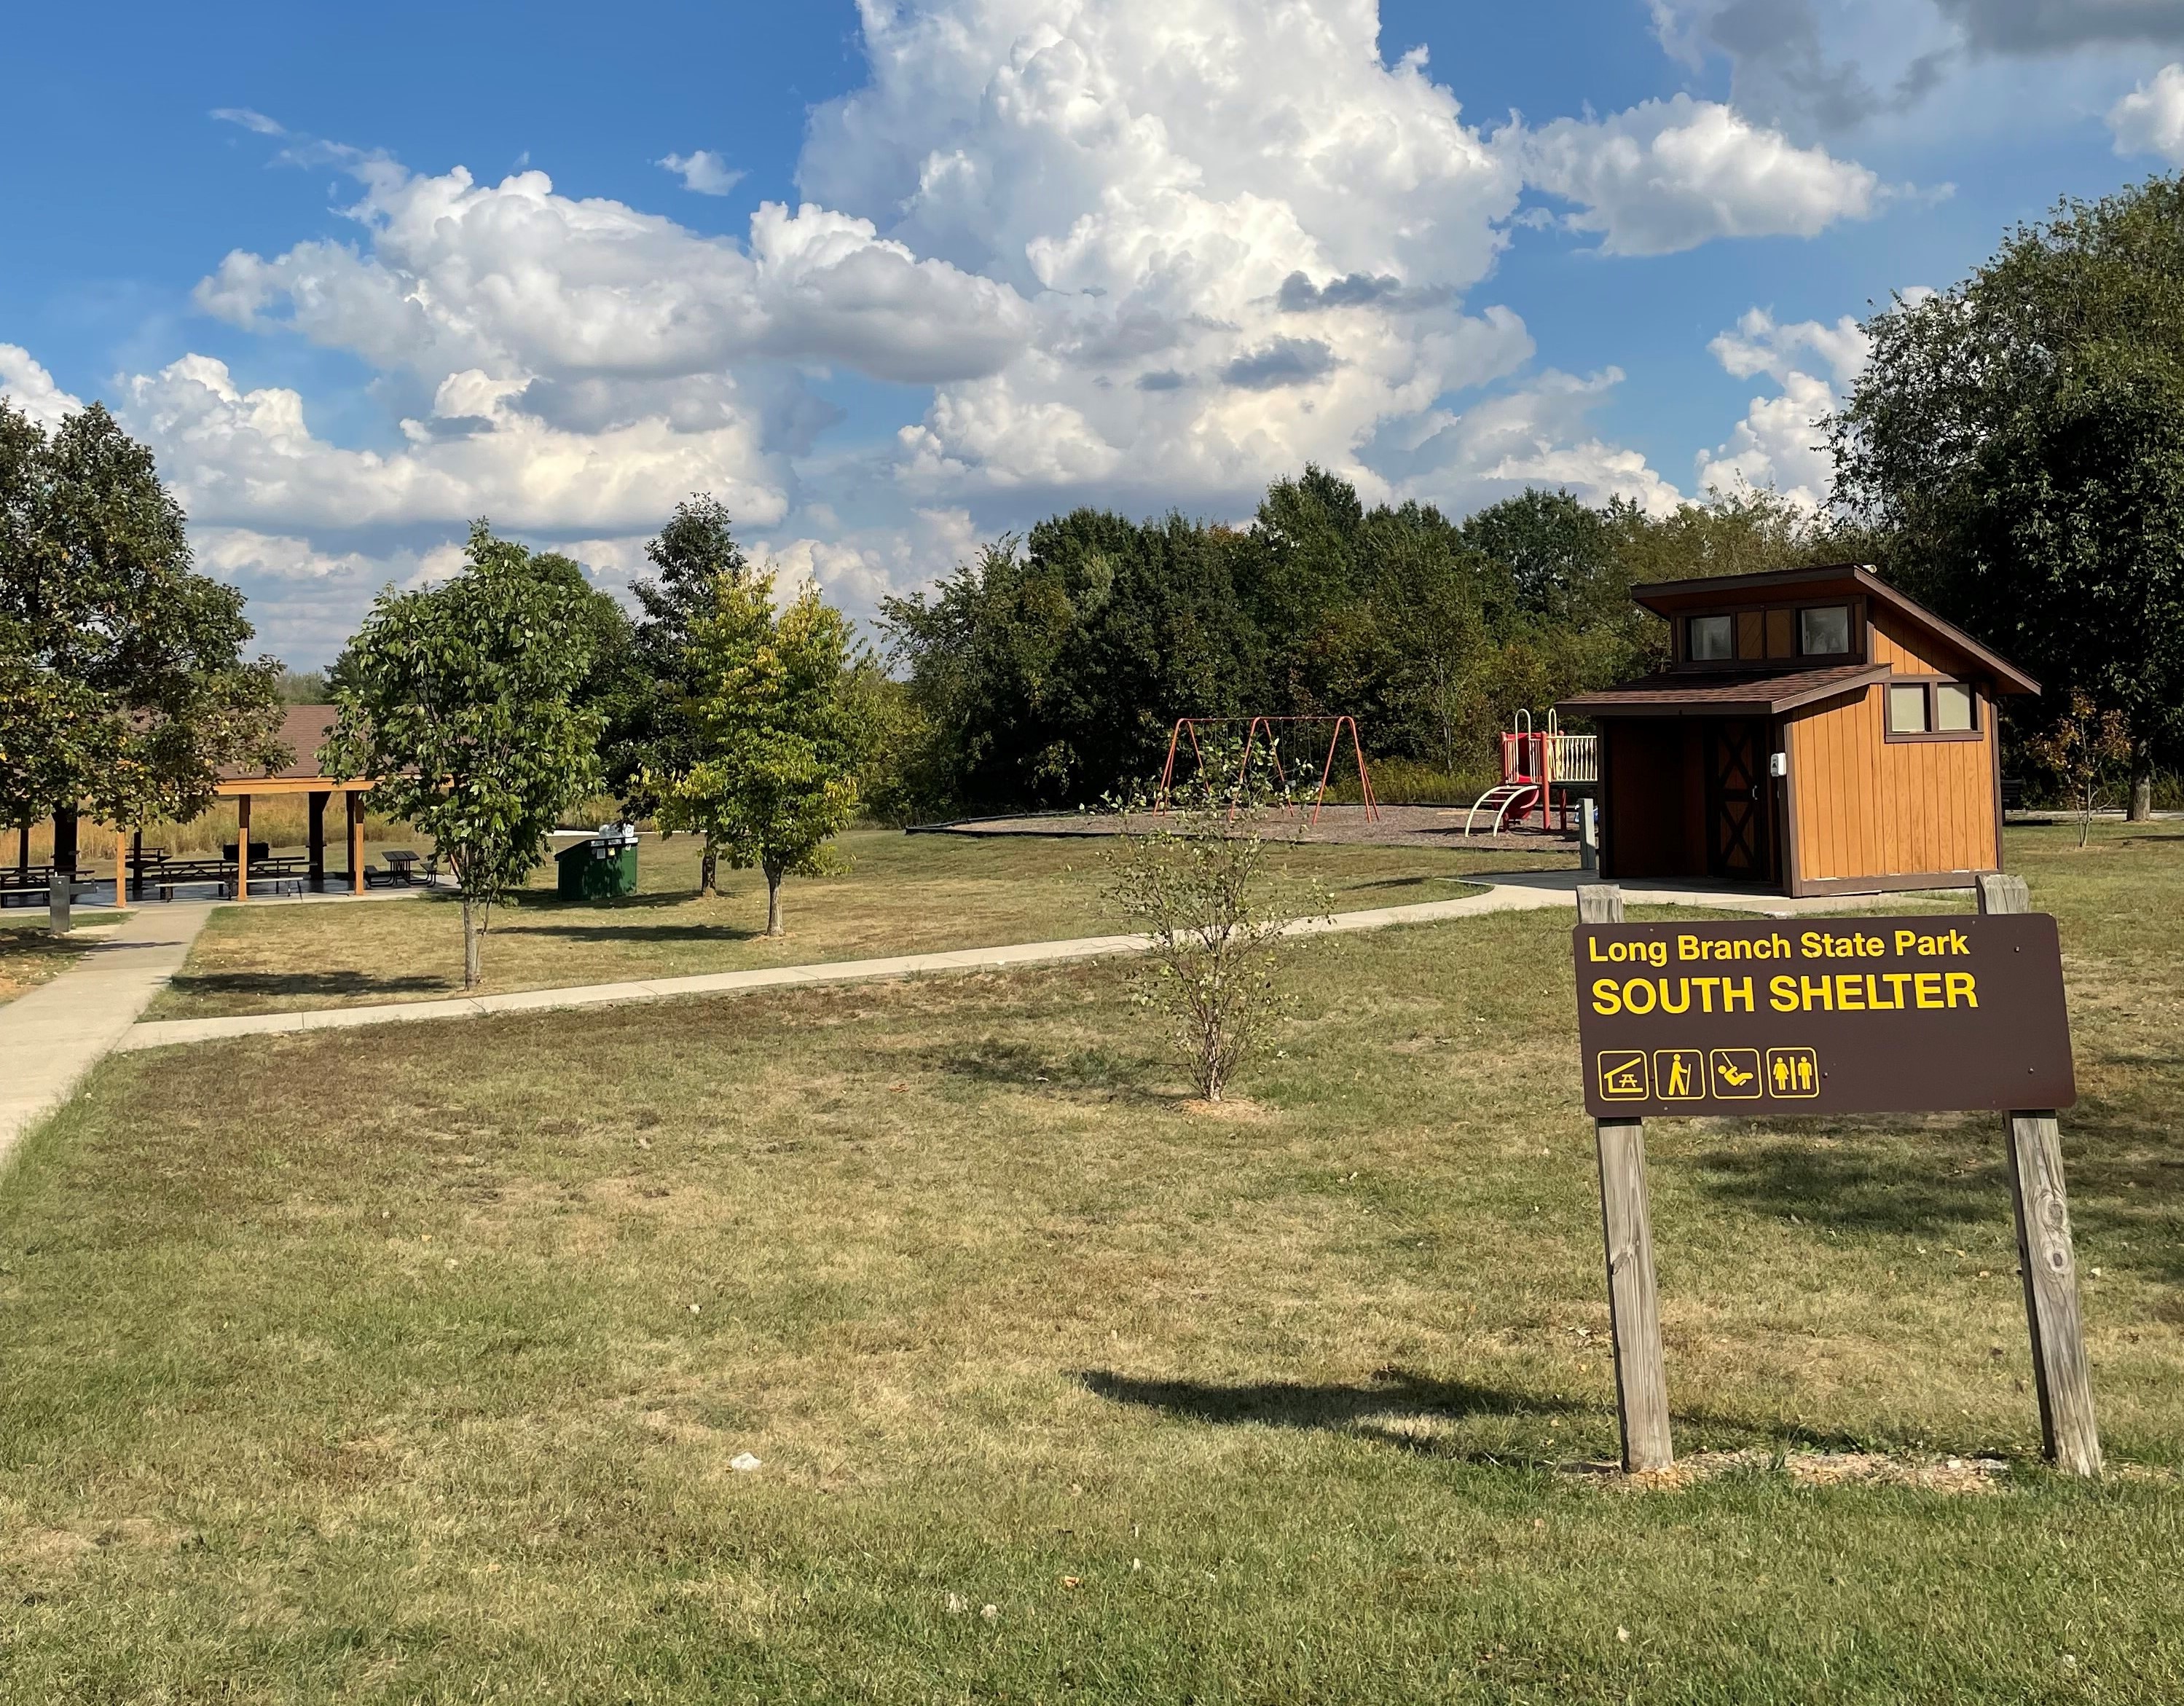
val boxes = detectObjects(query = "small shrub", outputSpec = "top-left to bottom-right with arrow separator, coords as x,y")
1102,756 -> 1326,1102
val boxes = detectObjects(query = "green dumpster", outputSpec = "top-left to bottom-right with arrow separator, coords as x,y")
555,824 -> 640,900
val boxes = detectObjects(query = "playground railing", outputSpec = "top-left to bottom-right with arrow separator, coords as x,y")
1546,734 -> 1598,785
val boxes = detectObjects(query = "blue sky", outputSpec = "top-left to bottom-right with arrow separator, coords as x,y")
5,0 -> 2182,664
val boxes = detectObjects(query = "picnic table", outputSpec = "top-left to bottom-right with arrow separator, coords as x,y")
1,864 -> 58,907
146,854 -> 308,900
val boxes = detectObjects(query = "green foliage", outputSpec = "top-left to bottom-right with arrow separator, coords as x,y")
0,399 -> 286,838
1832,175 -> 2184,801
886,469 -> 1856,814
606,495 -> 752,819
652,572 -> 871,935
324,522 -> 605,987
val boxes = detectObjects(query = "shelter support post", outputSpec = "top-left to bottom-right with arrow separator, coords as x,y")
236,793 -> 251,903
1578,882 -> 1673,1472
347,791 -> 366,897
49,811 -> 77,936
114,823 -> 129,911
308,790 -> 328,892
1979,871 -> 2100,1475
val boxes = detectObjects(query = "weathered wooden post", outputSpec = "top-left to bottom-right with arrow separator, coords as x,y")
1577,883 -> 1673,1471
1978,872 -> 2100,1477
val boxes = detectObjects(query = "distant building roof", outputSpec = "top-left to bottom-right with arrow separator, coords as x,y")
1558,664 -> 1891,720
218,704 -> 342,783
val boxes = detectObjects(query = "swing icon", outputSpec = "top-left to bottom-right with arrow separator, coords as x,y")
1709,1047 -> 1764,1098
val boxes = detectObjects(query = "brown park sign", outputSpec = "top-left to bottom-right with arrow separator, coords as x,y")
1573,914 -> 2077,1117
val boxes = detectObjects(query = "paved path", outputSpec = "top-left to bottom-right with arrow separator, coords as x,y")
111,870 -> 1959,1055
119,884 -> 1582,1053
0,903 -> 214,1170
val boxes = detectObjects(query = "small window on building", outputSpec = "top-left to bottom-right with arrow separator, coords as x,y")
1934,682 -> 1976,732
1799,605 -> 1852,656
1689,614 -> 1733,661
1888,683 -> 1930,734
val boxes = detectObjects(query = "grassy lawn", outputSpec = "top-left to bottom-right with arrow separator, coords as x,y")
0,911 -> 122,1007
146,830 -> 1538,1020
0,821 -> 2178,1699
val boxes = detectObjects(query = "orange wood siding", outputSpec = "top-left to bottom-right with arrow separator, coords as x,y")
1785,684 -> 1997,883
1869,608 -> 1955,675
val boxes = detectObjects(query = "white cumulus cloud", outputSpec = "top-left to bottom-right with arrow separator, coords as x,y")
1695,305 -> 1893,508
801,0 -> 1558,509
0,345 -> 83,430
195,160 -> 1034,390
2110,63 -> 2184,162
122,353 -> 787,537
658,149 -> 746,195
1517,95 -> 1880,256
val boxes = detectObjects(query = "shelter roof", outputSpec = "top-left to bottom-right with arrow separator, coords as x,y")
219,704 -> 342,783
1626,564 -> 2040,696
1558,664 -> 1891,720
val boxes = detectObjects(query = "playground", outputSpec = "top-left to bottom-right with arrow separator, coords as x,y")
1,819 -> 2179,1700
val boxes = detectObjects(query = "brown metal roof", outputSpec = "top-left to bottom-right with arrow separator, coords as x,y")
1626,564 -> 2040,696
219,704 -> 341,782
1558,664 -> 1890,720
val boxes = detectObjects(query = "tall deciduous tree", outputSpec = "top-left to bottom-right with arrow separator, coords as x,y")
1831,176 -> 2184,817
325,522 -> 603,988
610,497 -> 752,891
654,573 -> 869,935
0,399 -> 285,904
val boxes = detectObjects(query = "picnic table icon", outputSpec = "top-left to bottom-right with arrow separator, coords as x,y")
1597,1050 -> 1649,1100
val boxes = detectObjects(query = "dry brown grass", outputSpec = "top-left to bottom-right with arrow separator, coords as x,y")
0,821 -> 2177,1699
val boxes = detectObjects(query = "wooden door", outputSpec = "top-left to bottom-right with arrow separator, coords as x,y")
1704,719 -> 1775,884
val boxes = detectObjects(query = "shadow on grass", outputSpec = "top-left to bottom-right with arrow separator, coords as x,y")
164,970 -> 454,1002
1343,874 -> 1480,895
1081,1367 -> 1581,1430
511,921 -> 763,944
1689,1115 -> 2184,1286
1081,1368 -> 1892,1463
935,1038 -> 1160,1101
1691,1132 -> 2007,1238
506,891 -> 708,915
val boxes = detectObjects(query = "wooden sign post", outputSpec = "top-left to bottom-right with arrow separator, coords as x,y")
1976,873 -> 2100,1477
1578,884 -> 1673,1471
1572,878 -> 2097,1477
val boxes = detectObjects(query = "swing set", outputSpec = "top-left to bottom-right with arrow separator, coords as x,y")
1156,715 -> 1382,825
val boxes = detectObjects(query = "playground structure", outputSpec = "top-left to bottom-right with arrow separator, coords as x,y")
1157,715 -> 1381,826
1463,709 -> 1598,836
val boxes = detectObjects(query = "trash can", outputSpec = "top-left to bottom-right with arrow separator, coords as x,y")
555,823 -> 640,900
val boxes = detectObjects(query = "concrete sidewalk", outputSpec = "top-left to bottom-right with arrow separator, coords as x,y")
102,869 -> 1976,1057
0,903 -> 214,1169
118,881 -> 1580,1053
